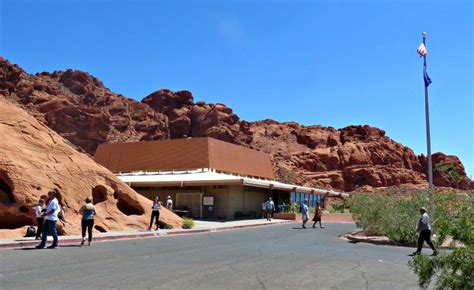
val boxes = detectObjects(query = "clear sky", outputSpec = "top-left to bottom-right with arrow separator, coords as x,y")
1,0 -> 473,176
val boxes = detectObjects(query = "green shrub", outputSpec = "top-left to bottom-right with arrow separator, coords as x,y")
409,193 -> 473,289
182,218 -> 194,229
164,223 -> 173,230
435,161 -> 461,182
284,203 -> 300,214
331,203 -> 345,213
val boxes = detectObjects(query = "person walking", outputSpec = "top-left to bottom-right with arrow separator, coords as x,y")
312,202 -> 325,229
265,198 -> 275,221
79,197 -> 97,246
166,196 -> 173,210
301,199 -> 309,228
261,200 -> 267,219
413,207 -> 437,256
33,199 -> 45,240
36,189 -> 60,249
148,196 -> 161,231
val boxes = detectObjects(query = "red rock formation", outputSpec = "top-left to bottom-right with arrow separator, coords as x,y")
0,57 -> 169,154
1,57 -> 472,192
0,96 -> 182,237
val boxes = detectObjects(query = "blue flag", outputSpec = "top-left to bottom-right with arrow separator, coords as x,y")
424,65 -> 432,87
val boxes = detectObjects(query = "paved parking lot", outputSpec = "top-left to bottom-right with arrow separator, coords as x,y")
0,223 -> 420,289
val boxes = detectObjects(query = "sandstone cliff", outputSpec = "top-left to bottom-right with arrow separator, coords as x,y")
0,96 -> 181,236
1,57 -> 472,192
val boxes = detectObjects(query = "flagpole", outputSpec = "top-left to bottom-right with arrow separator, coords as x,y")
422,32 -> 435,216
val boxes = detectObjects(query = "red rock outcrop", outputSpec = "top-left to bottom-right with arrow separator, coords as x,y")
1,57 -> 472,192
0,96 -> 181,237
0,58 -> 169,154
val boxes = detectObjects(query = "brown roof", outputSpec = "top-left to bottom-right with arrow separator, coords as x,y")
94,138 -> 275,179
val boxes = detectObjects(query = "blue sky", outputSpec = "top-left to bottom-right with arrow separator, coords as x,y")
1,0 -> 473,176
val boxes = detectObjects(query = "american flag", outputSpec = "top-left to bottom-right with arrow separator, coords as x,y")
417,42 -> 427,57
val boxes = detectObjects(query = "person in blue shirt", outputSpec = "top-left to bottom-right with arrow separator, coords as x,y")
301,199 -> 309,228
265,198 -> 275,221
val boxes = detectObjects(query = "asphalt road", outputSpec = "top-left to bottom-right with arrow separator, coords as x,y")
0,223 -> 420,289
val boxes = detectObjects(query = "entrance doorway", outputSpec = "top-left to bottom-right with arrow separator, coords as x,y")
176,193 -> 203,218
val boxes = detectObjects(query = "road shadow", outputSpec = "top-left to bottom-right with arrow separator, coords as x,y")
15,247 -> 38,251
291,227 -> 307,230
60,244 -> 82,248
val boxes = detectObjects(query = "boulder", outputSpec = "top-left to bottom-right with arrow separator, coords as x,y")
0,96 -> 181,237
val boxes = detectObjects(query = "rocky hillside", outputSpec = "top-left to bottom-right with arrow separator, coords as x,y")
0,95 -> 182,237
1,57 -> 472,191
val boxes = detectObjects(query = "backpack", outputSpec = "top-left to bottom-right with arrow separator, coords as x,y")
25,226 -> 36,237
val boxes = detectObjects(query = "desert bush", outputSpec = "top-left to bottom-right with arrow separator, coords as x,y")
182,218 -> 194,229
350,193 -> 424,242
331,202 -> 345,213
435,161 -> 462,182
349,190 -> 465,244
164,223 -> 173,230
409,194 -> 473,289
284,203 -> 300,214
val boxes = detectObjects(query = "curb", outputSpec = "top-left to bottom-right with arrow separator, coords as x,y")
341,232 -> 456,249
0,220 -> 294,250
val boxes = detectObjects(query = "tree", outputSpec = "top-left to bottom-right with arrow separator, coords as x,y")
408,194 -> 473,289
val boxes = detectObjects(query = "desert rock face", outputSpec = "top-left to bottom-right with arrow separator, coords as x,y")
0,58 -> 169,155
0,96 -> 181,236
1,57 -> 472,192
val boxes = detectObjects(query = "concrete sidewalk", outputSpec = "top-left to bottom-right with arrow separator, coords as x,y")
0,219 -> 293,250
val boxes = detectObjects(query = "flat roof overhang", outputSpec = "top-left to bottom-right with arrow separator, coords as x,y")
117,170 -> 349,198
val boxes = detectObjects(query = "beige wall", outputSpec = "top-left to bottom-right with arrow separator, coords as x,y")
228,186 -> 244,219
243,189 -> 268,214
204,186 -> 229,219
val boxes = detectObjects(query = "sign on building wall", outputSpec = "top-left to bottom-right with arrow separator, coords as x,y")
203,196 -> 214,206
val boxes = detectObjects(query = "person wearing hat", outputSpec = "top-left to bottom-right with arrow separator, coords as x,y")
414,207 -> 437,256
166,195 -> 173,210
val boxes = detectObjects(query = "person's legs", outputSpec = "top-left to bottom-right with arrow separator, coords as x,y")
81,219 -> 86,245
416,231 -> 425,253
37,220 -> 49,248
154,212 -> 160,230
49,220 -> 58,248
88,220 -> 94,244
36,218 -> 43,239
424,230 -> 436,253
148,212 -> 156,230
319,220 -> 324,228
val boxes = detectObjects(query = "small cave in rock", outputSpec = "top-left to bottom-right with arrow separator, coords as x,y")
0,174 -> 15,205
117,199 -> 144,216
0,213 -> 34,229
19,206 -> 29,213
354,175 -> 367,187
94,225 -> 107,233
92,185 -> 108,204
